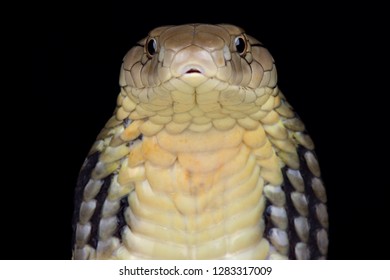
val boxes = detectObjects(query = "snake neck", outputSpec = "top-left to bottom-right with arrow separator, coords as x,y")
84,85 -> 300,259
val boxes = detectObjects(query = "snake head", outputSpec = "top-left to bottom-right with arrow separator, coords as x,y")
121,24 -> 276,88
119,24 -> 278,120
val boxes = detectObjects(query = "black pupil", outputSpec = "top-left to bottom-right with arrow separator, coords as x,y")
235,37 -> 246,54
147,39 -> 156,55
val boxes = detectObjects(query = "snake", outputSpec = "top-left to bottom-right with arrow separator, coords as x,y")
72,23 -> 328,260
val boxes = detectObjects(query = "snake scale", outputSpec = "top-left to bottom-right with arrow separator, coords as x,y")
72,23 -> 328,260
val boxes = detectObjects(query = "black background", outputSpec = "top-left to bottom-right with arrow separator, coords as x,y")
5,2 -> 387,260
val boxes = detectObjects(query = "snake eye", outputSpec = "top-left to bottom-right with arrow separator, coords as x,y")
234,36 -> 247,55
146,38 -> 157,56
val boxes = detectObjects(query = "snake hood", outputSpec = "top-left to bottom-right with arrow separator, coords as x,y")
73,24 -> 328,260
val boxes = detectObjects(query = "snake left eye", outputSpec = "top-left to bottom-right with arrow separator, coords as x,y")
146,38 -> 157,56
234,36 -> 247,55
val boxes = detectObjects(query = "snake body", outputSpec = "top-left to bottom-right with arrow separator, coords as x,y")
72,24 -> 328,259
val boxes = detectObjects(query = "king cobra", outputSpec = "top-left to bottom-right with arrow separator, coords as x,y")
72,24 -> 328,260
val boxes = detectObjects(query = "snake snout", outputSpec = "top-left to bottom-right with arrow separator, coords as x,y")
169,45 -> 218,78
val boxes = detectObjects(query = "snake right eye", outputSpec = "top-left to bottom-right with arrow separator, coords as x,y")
234,35 -> 247,55
146,38 -> 157,57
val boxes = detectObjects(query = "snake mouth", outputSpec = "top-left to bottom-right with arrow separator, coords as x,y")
181,65 -> 205,75
185,68 -> 202,74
